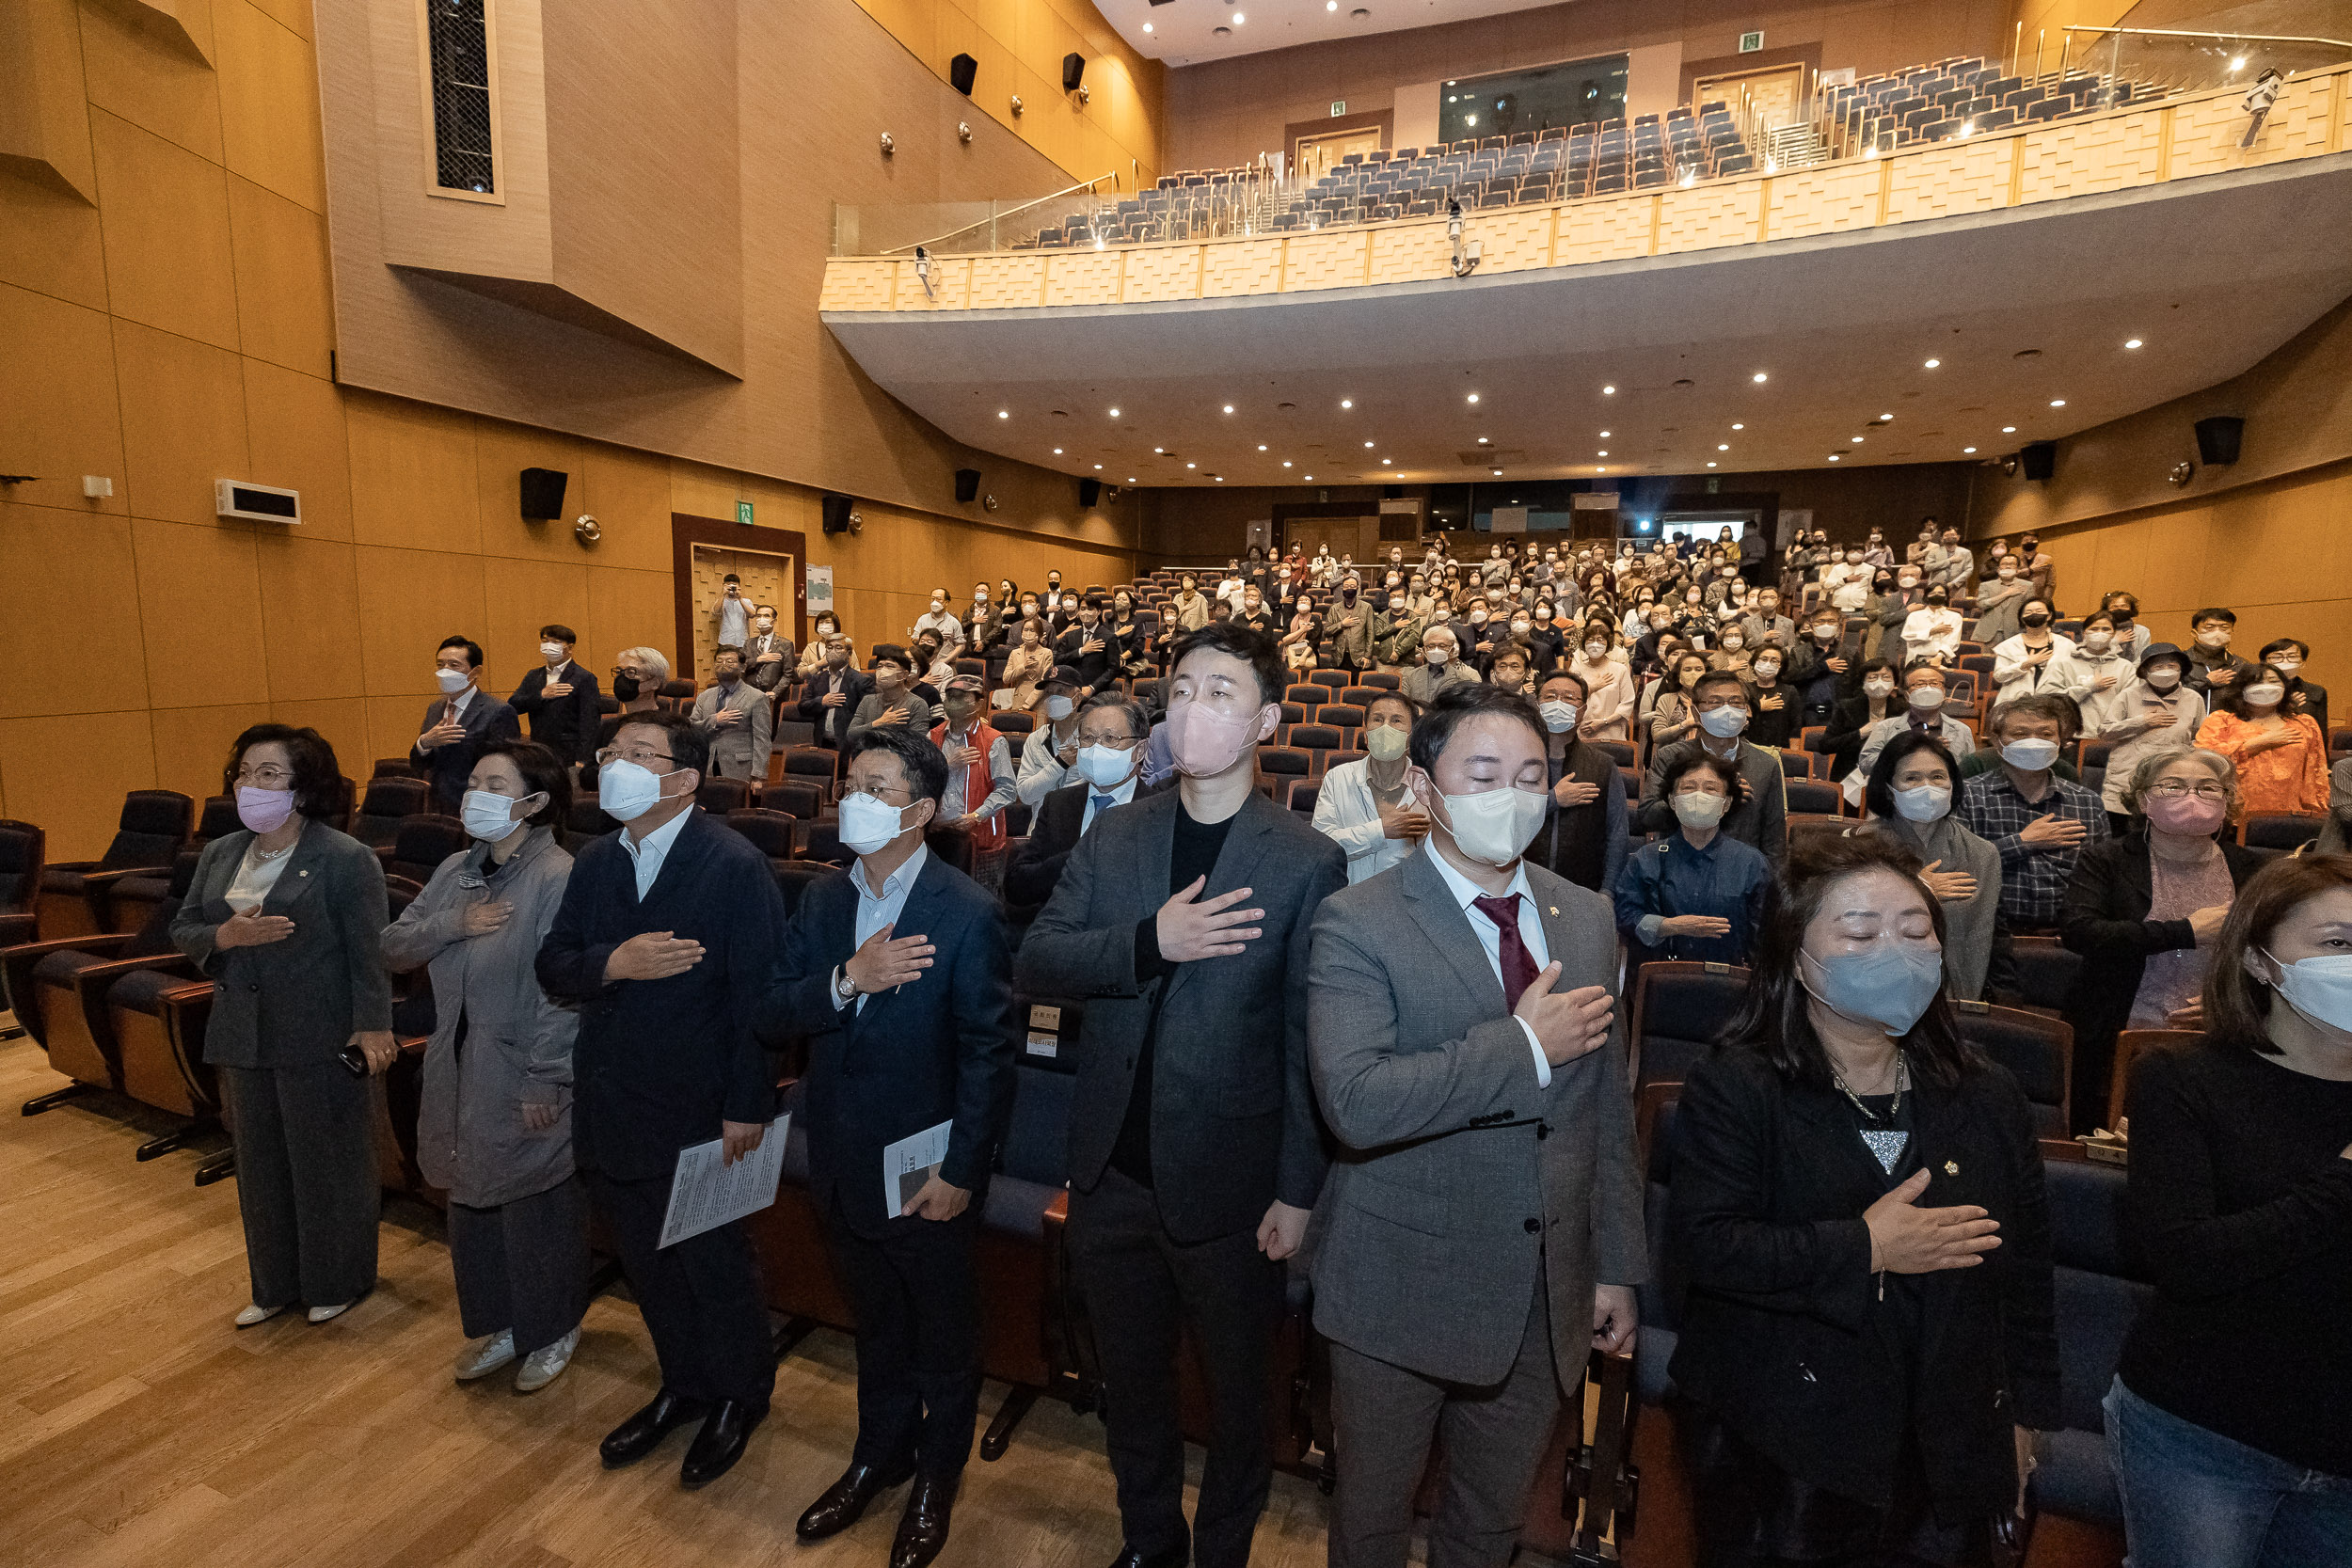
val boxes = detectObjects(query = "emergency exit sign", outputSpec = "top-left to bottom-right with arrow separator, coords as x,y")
1739,29 -> 1764,52
1330,100 -> 1346,116
737,500 -> 754,525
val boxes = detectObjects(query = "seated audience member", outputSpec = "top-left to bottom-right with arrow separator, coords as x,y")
846,645 -> 931,745
1613,751 -> 1772,969
1644,650 -> 1709,753
1403,624 -> 1478,706
690,645 -> 773,784
1864,731 -> 1999,1000
2259,636 -> 2328,736
2107,853 -> 2352,1568
742,606 -> 795,693
1900,585 -> 1964,665
1531,669 -> 1629,895
1003,694 -> 1147,933
381,738 -> 585,1393
2195,661 -> 2330,817
1669,832 -> 2057,1568
414,635 -> 522,810
1990,598 -> 2073,701
1849,661 -> 1979,798
797,635 -> 868,751
510,624 -> 601,770
1639,670 -> 1788,864
1311,691 -> 1425,885
1014,665 -> 1086,809
1743,644 -> 1802,750
1566,623 -> 1636,742
997,617 -> 1054,712
931,674 -> 1018,854
2183,605 -> 2251,699
2059,748 -> 2262,1132
1958,695 -> 2108,936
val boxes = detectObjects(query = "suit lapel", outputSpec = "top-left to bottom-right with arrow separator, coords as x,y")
258,822 -> 331,916
1161,794 -> 1278,1009
635,811 -> 718,915
1398,847 -> 1510,1018
847,855 -> 946,1036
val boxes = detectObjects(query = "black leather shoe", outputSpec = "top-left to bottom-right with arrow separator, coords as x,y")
796,1459 -> 914,1540
1106,1546 -> 1188,1568
599,1389 -> 709,1469
679,1400 -> 765,1488
888,1473 -> 959,1568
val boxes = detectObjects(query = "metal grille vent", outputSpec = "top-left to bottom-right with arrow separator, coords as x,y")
427,0 -> 494,195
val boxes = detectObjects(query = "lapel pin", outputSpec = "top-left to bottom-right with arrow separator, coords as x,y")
1548,906 -> 1558,916
1943,1160 -> 1959,1176
298,869 -> 310,879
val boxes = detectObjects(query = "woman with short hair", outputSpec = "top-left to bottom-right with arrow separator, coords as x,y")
1613,752 -> 1772,970
1864,730 -> 2001,1001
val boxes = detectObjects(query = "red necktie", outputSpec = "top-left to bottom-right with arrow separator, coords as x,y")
1471,894 -> 1539,1010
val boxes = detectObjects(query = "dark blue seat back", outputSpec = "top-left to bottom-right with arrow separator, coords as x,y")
2032,1157 -> 2148,1529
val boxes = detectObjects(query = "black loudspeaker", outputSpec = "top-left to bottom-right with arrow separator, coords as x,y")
1382,483 -> 1404,499
2019,441 -> 2058,482
954,467 -> 981,503
1078,477 -> 1101,507
821,493 -> 853,534
518,467 -> 567,520
949,53 -> 977,95
2194,415 -> 2244,466
1062,53 -> 1086,91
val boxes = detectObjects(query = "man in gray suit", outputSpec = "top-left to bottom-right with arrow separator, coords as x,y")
690,644 -> 773,783
1307,682 -> 1645,1568
1017,622 -> 1345,1568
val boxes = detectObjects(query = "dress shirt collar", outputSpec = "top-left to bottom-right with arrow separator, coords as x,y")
1421,837 -> 1534,915
447,684 -> 475,720
619,801 -> 695,869
851,842 -> 929,904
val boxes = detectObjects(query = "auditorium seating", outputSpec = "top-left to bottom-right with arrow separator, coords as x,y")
1626,960 -> 1748,1090
351,776 -> 433,850
36,790 -> 194,942
1952,999 -> 2072,1139
379,816 -> 468,885
0,819 -> 44,957
2026,1149 -> 2143,1556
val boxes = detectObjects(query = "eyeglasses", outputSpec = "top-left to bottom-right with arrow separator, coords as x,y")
1077,733 -> 1139,749
596,745 -> 675,768
234,765 -> 294,788
2147,781 -> 2227,801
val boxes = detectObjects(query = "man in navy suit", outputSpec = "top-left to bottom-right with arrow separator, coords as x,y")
508,622 -> 602,769
413,635 -> 521,808
536,711 -> 787,1489
798,632 -> 873,750
772,725 -> 1016,1568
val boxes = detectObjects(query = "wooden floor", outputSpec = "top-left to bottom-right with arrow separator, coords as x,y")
0,1036 -> 1478,1568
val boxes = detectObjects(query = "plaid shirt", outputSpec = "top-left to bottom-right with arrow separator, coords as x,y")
1958,768 -> 2110,928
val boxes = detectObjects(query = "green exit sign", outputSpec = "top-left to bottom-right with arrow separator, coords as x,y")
736,499 -> 754,525
1330,100 -> 1346,117
1738,29 -> 1764,52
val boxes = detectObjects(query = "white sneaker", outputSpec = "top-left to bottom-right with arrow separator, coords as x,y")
234,1303 -> 287,1328
512,1326 -> 580,1393
453,1328 -> 516,1382
307,1302 -> 353,1324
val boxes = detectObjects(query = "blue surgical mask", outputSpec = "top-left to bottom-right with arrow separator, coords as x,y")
1699,705 -> 1749,738
1892,784 -> 1951,823
1800,945 -> 1946,1037
461,788 -> 532,843
598,758 -> 669,822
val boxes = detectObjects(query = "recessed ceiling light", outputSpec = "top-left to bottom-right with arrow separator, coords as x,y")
1327,0 -> 1336,8
1924,357 -> 1940,368
1752,372 -> 1768,383
1381,457 -> 1391,464
1466,392 -> 1480,404
1730,422 -> 1742,430
1477,436 -> 1490,445
1093,463 -> 1103,469
1597,451 -> 1608,456
997,410 -> 1009,419
2124,338 -> 2143,349
1154,447 -> 1165,453
1304,474 -> 1313,480
1128,477 -> 1136,482
1257,444 -> 1267,451
1851,436 -> 1865,443
1706,461 -> 1717,467
1281,461 -> 1292,467
1232,10 -> 1244,22
1880,413 -> 1892,420
1340,398 -> 1353,408
1963,446 -> 1977,453
1142,20 -> 1151,29
1602,385 -> 1616,394
1598,430 -> 1611,437
2003,425 -> 2017,433
1596,466 -> 1607,473
2050,399 -> 2066,407
1186,462 -> 1196,468
1053,447 -> 1063,454
1215,474 -> 1224,480
1363,440 -> 1375,448
1717,443 -> 1729,451
1222,404 -> 1234,413
1107,406 -> 1120,417
1490,467 -> 1502,475
1827,454 -> 1840,461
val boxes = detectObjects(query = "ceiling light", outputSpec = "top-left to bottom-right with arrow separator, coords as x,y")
1717,443 -> 1729,451
1052,447 -> 1063,454
1222,404 -> 1234,413
1597,430 -> 1610,437
1490,467 -> 1502,475
1340,398 -> 1354,408
1327,0 -> 1337,9
1466,392 -> 1480,404
1107,406 -> 1120,417
1381,457 -> 1391,464
2002,425 -> 2017,434
1186,462 -> 1196,468
1730,422 -> 1742,430
1281,461 -> 1292,467
1232,9 -> 1244,22
1851,436 -> 1864,443
1141,20 -> 1151,29
1963,446 -> 1977,453
1128,477 -> 1136,482
1752,372 -> 1768,383
2124,338 -> 2143,349
997,409 -> 1009,419
1602,384 -> 1616,394
1363,440 -> 1375,448
1215,475 -> 1224,481
1596,466 -> 1606,473
1477,436 -> 1490,445
1093,463 -> 1103,468
1827,454 -> 1840,461
1598,450 -> 1608,456
1879,413 -> 1892,420
1924,357 -> 1940,368
2050,399 -> 2066,407
1154,446 -> 1165,453
1706,461 -> 1717,467
1466,114 -> 1478,126
1304,474 -> 1313,480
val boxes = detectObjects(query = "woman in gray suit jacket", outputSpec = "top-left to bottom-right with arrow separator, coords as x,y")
383,740 -> 586,1393
171,725 -> 394,1328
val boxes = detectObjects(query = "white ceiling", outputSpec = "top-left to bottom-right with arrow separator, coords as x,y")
1108,0 -> 1573,66
824,157 -> 2352,491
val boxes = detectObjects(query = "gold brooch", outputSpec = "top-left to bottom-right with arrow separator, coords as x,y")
1943,1160 -> 1959,1176
1548,906 -> 1559,916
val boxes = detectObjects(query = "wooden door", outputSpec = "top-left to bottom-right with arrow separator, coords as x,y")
1293,127 -> 1383,183
689,544 -> 795,680
1692,61 -> 1806,130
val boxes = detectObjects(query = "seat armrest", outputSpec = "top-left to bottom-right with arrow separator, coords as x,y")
72,952 -> 198,1006
78,865 -> 172,892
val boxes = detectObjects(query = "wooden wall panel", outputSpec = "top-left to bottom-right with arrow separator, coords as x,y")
0,504 -> 147,719
2167,73 -> 2338,180
346,395 -> 482,554
242,358 -> 355,541
353,545 -> 490,700
254,531 -> 366,702
0,284 -> 128,516
131,517 -> 270,705
2015,109 -> 2163,204
148,701 -> 272,805
88,107 -> 240,348
0,161 -> 108,308
226,173 -> 335,377
0,711 -> 159,869
213,0 -> 326,211
77,0 -> 224,163
111,318 -> 251,528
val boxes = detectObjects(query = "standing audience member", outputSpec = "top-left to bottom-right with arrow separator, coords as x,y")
1312,691 -> 1426,886
1530,669 -> 1628,895
2184,607 -> 2250,700
1901,587 -> 1964,665
1644,651 -> 1708,754
2195,661 -> 2329,816
172,724 -> 394,1328
799,635 -> 869,751
1639,671 -> 1788,865
1014,665 -> 1087,808
1864,731 -> 1999,1000
1991,599 -> 2073,701
510,625 -> 601,770
1971,557 -> 2033,646
1324,575 -> 1374,673
414,636 -> 521,809
2259,636 -> 2328,736
1959,695 -> 2109,936
1743,646 -> 1801,749
797,612 -> 846,676
2090,643 -> 2206,832
912,588 -> 965,660
1670,832 -> 2057,1568
1485,641 -> 1534,700
1565,625 -> 1636,742
848,646 -> 932,746
1614,752 -> 1772,968
1003,695 -> 1148,933
777,726 -> 1015,1568
1403,626 -> 1478,706
1057,596 -> 1119,697
2058,749 -> 2261,1131
930,674 -> 1018,854
690,645 -> 773,784
537,713 -> 785,1486
713,575 -> 751,649
742,606 -> 795,693
998,618 -> 1055,712
382,739 -> 585,1392
1851,662 -> 1979,792
2106,853 -> 2352,1568
1016,624 -> 1344,1568
1306,682 -> 1643,1568
2045,610 -> 2135,734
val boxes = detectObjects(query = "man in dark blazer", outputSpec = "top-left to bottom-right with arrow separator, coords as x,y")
1056,595 -> 1119,697
536,711 -> 787,1488
742,604 -> 797,694
414,635 -> 521,809
508,623 -> 601,768
1017,623 -> 1345,1568
771,726 -> 1015,1568
799,633 -> 871,750
1003,693 -> 1149,941
1305,684 -> 1645,1568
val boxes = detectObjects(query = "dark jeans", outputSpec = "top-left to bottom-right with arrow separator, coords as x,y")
2107,1377 -> 2352,1568
821,1192 -> 984,1478
1069,1164 -> 1282,1568
448,1174 -> 589,1354
588,1168 -> 773,1409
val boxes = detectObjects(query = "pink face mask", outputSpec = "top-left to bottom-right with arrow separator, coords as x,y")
1166,698 -> 1273,779
236,785 -> 296,834
2145,792 -> 2227,837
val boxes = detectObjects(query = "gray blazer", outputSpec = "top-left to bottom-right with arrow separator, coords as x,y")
381,826 -> 580,1207
691,677 -> 773,781
1306,846 -> 1646,1388
171,822 -> 394,1069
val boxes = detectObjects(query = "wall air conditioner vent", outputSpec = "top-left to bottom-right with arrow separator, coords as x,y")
215,480 -> 302,524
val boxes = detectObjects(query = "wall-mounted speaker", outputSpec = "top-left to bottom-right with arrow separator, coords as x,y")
821,493 -> 854,534
1062,53 -> 1086,91
1381,483 -> 1404,499
519,467 -> 567,520
949,53 -> 977,95
954,467 -> 981,503
1078,477 -> 1102,507
2194,415 -> 2244,466
2018,441 -> 2058,482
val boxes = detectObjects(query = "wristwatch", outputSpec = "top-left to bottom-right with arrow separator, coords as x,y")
834,967 -> 862,1005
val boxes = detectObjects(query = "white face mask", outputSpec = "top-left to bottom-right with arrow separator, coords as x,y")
2146,668 -> 2182,690
1865,679 -> 1896,698
837,792 -> 914,856
1425,646 -> 1451,666
2197,628 -> 2231,648
1433,784 -> 1549,868
436,667 -> 471,695
597,757 -> 671,822
1721,635 -> 1744,651
1539,700 -> 1579,734
1698,705 -> 1749,739
1999,737 -> 2061,772
1042,694 -> 1075,721
1892,783 -> 1951,823
1583,641 -> 1608,659
2274,659 -> 2302,676
2241,683 -> 2286,707
1074,744 -> 1134,788
1672,790 -> 1728,829
2082,631 -> 2113,652
461,788 -> 534,843
2265,950 -> 2352,1035
1752,663 -> 1782,684
1512,619 -> 1533,634
1908,686 -> 1947,711
1470,610 -> 1488,625
541,641 -> 566,660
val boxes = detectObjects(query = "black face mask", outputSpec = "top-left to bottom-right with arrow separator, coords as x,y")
612,673 -> 640,702
2108,608 -> 2136,625
2022,612 -> 2051,627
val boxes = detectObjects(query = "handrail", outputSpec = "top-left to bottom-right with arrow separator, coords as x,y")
882,171 -> 1124,255
2059,24 -> 2352,51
